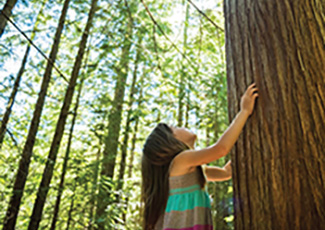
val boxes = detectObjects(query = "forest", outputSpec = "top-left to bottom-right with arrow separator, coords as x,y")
1,0 -> 232,229
1,0 -> 325,230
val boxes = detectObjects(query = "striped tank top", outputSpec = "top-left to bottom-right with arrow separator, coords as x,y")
155,167 -> 213,230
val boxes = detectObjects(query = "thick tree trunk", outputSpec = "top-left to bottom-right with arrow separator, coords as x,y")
224,1 -> 325,229
95,4 -> 133,228
50,76 -> 85,230
0,0 -> 18,38
28,0 -> 98,229
2,1 -> 70,229
0,0 -> 47,150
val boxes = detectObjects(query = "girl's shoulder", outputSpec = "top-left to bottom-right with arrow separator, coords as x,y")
169,153 -> 197,177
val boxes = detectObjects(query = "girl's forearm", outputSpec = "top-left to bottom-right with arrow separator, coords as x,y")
217,110 -> 250,155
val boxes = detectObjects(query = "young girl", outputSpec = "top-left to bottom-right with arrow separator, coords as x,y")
141,83 -> 258,230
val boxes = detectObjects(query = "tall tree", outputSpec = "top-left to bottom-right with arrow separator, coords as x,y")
224,0 -> 325,229
28,0 -> 98,228
95,1 -> 134,227
0,0 -> 47,150
116,36 -> 142,194
50,75 -> 86,230
122,71 -> 145,222
177,1 -> 190,127
0,0 -> 18,38
2,0 -> 71,228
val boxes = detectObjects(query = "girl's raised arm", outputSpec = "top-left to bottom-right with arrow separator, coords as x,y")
173,83 -> 258,169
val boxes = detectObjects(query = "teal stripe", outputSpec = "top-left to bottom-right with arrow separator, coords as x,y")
169,184 -> 201,194
165,190 -> 211,212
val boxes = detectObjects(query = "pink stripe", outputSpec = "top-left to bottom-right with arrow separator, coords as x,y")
164,225 -> 213,230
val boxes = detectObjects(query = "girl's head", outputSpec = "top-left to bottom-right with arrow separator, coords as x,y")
141,123 -> 204,230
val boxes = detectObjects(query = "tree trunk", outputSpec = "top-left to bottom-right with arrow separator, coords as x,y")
224,0 -> 325,229
65,179 -> 77,230
50,76 -> 85,230
2,0 -> 70,228
116,36 -> 142,194
87,145 -> 101,230
122,73 -> 145,222
0,0 -> 18,38
95,4 -> 133,228
177,1 -> 190,127
28,0 -> 98,229
0,0 -> 47,150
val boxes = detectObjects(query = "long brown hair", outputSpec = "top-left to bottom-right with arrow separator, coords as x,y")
141,123 -> 205,230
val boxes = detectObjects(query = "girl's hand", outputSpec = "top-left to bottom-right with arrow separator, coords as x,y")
240,83 -> 259,115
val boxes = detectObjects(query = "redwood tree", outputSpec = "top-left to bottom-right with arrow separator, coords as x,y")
224,0 -> 325,229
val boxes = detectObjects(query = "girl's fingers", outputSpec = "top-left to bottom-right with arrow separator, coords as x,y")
249,87 -> 258,96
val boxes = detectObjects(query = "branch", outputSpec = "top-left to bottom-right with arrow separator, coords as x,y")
0,10 -> 69,83
187,0 -> 224,32
140,0 -> 199,74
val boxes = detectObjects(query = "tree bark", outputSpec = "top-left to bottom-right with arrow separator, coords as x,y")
0,0 -> 18,38
95,3 -> 133,228
0,0 -> 47,150
27,0 -> 98,229
2,1 -> 70,229
224,0 -> 325,229
50,76 -> 85,230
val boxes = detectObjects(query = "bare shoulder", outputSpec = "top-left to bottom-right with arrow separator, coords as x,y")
169,151 -> 196,177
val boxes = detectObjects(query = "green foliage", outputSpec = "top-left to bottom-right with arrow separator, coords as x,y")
0,0 -> 231,229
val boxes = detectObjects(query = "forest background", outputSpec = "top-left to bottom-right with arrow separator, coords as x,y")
0,0 -> 232,229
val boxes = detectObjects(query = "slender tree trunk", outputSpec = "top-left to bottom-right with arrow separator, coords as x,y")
0,0 -> 47,150
87,145 -> 101,230
0,0 -> 18,38
65,179 -> 77,230
116,36 -> 142,194
177,1 -> 190,127
2,1 -> 70,229
224,0 -> 325,229
122,73 -> 144,222
28,0 -> 98,229
50,76 -> 85,230
95,4 -> 133,228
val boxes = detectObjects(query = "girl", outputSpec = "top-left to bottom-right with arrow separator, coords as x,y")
141,83 -> 258,230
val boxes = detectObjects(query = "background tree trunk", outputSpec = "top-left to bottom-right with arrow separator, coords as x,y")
116,36 -> 142,195
0,0 -> 18,37
95,3 -> 133,227
2,0 -> 70,228
224,0 -> 325,229
50,75 -> 85,230
28,0 -> 98,228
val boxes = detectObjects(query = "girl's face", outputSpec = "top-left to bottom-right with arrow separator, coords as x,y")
170,126 -> 197,149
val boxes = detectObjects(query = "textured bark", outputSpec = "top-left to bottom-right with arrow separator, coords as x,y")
50,76 -> 85,230
0,0 -> 47,150
28,0 -> 98,229
224,0 -> 325,229
95,4 -> 133,228
2,1 -> 70,229
0,0 -> 18,37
